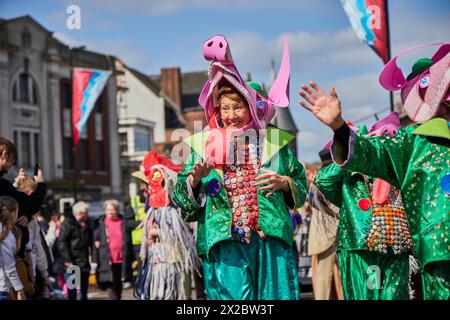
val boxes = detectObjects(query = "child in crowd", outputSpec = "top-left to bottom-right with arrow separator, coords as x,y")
0,196 -> 26,300
15,176 -> 53,299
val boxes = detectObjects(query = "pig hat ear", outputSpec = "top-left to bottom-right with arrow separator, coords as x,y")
268,36 -> 290,107
379,42 -> 450,91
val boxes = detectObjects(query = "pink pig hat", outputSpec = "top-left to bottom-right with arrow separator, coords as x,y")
379,43 -> 450,123
199,35 -> 291,130
365,111 -> 402,205
367,111 -> 402,137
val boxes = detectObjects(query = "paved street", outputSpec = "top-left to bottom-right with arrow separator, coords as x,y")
86,285 -> 314,300
88,285 -> 135,300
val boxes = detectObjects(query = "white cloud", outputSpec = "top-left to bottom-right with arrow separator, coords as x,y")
47,7 -> 121,31
298,130 -> 328,149
53,32 -> 152,72
53,32 -> 84,47
296,129 -> 331,163
333,73 -> 388,119
64,0 -> 333,16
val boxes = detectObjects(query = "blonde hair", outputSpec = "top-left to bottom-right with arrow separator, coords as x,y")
103,199 -> 120,210
72,201 -> 89,215
16,177 -> 37,194
0,196 -> 18,241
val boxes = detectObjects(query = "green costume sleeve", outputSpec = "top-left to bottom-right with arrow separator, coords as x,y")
332,127 -> 414,188
173,150 -> 205,222
279,146 -> 307,210
315,163 -> 345,207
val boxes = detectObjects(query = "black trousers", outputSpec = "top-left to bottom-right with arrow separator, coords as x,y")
67,271 -> 90,300
106,263 -> 123,300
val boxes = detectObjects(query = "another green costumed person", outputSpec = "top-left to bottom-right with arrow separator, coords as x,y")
315,113 -> 414,300
173,35 -> 307,300
299,43 -> 450,300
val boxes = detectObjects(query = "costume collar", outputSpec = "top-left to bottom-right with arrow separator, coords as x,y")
412,117 -> 450,140
184,127 -> 294,166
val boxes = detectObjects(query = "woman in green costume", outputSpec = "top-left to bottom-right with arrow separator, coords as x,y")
315,113 -> 414,300
173,35 -> 307,300
299,43 -> 450,300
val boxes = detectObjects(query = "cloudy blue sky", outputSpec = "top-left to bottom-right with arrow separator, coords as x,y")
1,0 -> 449,162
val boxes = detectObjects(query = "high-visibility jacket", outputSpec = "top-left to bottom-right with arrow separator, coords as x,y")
130,196 -> 146,246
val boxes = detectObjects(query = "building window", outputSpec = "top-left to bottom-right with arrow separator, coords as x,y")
62,83 -> 71,109
95,97 -> 103,113
34,133 -> 40,166
62,82 -> 73,171
21,29 -> 31,49
63,138 -> 74,170
13,73 -> 38,104
19,74 -> 30,102
134,128 -> 153,153
79,139 -> 90,171
96,141 -> 105,172
94,98 -> 105,171
119,132 -> 128,155
13,129 -> 40,169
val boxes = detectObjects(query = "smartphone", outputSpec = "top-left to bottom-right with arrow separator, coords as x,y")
34,163 -> 40,176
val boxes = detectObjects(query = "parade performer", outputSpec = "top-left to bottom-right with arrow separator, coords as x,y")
315,113 -> 413,300
133,151 -> 201,300
173,35 -> 307,300
299,42 -> 450,300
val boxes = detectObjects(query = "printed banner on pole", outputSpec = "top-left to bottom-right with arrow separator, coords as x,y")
72,67 -> 111,146
341,0 -> 389,63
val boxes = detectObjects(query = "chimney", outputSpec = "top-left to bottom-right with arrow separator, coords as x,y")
160,67 -> 182,109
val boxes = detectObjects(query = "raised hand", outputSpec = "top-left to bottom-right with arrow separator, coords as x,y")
299,81 -> 345,130
16,168 -> 26,180
34,168 -> 44,183
187,160 -> 214,188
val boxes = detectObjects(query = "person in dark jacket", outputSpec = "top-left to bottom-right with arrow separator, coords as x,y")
0,138 -> 47,224
57,201 -> 92,300
122,202 -> 139,286
93,199 -> 125,300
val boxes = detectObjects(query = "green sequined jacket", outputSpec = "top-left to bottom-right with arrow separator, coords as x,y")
173,128 -> 307,259
315,163 -> 376,251
332,118 -> 450,269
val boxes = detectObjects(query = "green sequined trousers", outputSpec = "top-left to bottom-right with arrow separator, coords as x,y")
337,249 -> 410,300
203,234 -> 299,300
422,261 -> 450,300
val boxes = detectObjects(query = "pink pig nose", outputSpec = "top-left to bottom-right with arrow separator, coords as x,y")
203,35 -> 233,63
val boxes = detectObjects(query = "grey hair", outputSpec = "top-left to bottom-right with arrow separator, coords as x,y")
72,201 -> 89,215
103,199 -> 120,210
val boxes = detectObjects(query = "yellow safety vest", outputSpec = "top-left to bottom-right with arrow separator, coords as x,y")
130,196 -> 147,246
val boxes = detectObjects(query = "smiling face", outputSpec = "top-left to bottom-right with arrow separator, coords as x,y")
217,88 -> 252,130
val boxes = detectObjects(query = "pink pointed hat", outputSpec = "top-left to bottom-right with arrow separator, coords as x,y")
199,35 -> 291,130
379,43 -> 450,123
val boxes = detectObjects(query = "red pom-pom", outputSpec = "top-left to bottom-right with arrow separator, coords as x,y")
358,198 -> 372,211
